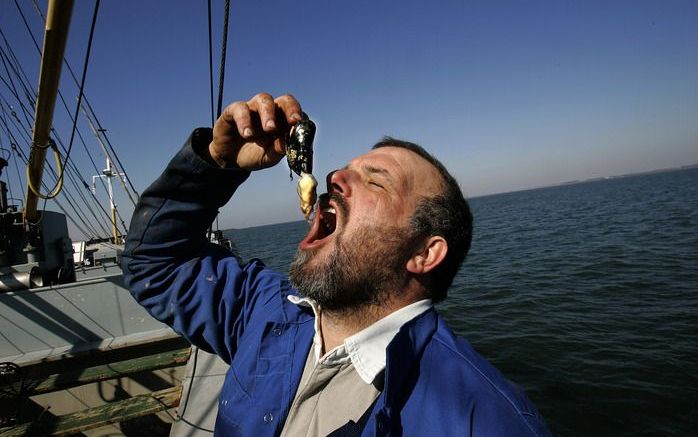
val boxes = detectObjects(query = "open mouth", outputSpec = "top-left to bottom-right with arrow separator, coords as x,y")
319,204 -> 337,237
300,195 -> 340,249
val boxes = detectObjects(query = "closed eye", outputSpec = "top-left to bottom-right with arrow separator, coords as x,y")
368,180 -> 384,189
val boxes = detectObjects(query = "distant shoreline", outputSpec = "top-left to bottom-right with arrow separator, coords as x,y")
557,163 -> 698,186
470,163 -> 698,200
227,164 -> 698,231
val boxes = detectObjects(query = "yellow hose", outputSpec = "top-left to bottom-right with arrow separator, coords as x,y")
26,144 -> 64,200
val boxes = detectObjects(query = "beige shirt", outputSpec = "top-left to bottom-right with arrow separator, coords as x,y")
280,298 -> 432,437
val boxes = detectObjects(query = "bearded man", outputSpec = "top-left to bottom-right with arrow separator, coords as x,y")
123,93 -> 550,436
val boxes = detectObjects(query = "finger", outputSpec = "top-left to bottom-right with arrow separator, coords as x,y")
221,102 -> 254,138
248,92 -> 277,133
271,136 -> 286,156
274,94 -> 303,125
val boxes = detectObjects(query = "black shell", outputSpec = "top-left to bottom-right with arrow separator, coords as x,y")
286,113 -> 316,177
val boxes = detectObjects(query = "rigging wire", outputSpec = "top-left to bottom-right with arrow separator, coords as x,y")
0,96 -> 32,145
9,127 -> 106,238
0,48 -> 33,129
207,0 -> 215,128
0,49 -> 123,238
14,0 -> 41,52
79,98 -> 138,198
8,1 -> 42,100
0,30 -> 38,108
47,127 -> 126,236
0,88 -> 113,238
50,134 -> 116,236
0,74 -> 33,120
80,105 -> 137,207
170,3 -> 235,430
174,3 -> 234,431
0,106 -> 24,191
0,66 -> 36,129
19,0 -> 140,203
215,0 -> 231,120
31,0 -> 45,21
3,123 -> 103,239
2,87 -> 118,236
4,0 -> 134,240
0,139 -> 16,204
16,0 -> 136,232
210,0 -> 232,239
82,98 -> 139,200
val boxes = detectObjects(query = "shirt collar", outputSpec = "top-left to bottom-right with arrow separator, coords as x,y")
287,295 -> 432,384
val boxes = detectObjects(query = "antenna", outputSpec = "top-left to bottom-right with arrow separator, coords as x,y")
92,154 -> 126,244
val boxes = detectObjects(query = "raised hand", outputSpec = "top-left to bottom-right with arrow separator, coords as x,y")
209,93 -> 303,170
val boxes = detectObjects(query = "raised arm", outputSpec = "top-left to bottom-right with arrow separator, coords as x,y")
122,93 -> 303,363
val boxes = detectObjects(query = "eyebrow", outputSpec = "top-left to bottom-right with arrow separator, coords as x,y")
342,163 -> 395,183
362,165 -> 394,182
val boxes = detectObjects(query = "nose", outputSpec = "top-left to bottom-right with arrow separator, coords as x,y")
327,169 -> 352,197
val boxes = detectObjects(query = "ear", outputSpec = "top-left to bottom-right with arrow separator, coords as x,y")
406,236 -> 448,275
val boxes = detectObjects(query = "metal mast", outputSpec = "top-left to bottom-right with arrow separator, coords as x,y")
92,156 -> 123,244
24,0 -> 75,223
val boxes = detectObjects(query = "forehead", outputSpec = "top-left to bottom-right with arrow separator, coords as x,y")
349,146 -> 443,196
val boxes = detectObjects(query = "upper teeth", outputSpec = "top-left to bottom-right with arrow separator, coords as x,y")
322,207 -> 336,215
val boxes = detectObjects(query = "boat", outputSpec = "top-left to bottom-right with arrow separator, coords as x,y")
0,1 -> 230,434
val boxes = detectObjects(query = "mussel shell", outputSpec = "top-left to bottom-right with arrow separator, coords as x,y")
287,115 -> 315,177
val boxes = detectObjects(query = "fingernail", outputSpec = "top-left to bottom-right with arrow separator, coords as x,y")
243,127 -> 253,138
290,113 -> 302,122
265,120 -> 276,130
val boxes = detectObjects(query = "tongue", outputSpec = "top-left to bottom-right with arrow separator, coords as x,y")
300,211 -> 325,249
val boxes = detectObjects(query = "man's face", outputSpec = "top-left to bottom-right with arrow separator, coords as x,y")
289,146 -> 443,310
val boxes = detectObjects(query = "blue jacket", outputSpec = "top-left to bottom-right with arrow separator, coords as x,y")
122,129 -> 551,436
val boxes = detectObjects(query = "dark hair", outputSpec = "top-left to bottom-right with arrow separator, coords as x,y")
372,137 -> 473,302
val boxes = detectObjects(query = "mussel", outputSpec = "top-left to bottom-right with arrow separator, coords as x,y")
287,113 -> 317,221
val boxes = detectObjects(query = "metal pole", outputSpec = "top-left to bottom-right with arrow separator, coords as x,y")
92,157 -> 123,244
24,0 -> 75,223
80,104 -> 138,206
105,157 -> 118,243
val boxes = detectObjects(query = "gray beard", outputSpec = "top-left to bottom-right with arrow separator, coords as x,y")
288,225 -> 413,312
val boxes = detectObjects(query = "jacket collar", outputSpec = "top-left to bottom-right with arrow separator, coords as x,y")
277,280 -> 439,395
286,295 -> 433,384
382,307 -> 439,409
268,281 -> 315,325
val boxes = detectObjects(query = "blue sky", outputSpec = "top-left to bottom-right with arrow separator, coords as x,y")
1,0 -> 696,234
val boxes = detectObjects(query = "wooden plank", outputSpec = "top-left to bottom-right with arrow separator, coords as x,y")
12,336 -> 190,376
0,386 -> 182,437
5,347 -> 190,396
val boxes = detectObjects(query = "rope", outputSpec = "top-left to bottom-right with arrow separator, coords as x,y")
25,139 -> 63,199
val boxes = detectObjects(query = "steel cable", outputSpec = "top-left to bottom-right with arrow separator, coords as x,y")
20,0 -> 140,203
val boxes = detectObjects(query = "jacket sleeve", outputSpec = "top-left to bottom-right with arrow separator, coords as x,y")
121,128 -> 284,363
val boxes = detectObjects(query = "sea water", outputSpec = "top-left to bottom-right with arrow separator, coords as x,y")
226,168 -> 698,436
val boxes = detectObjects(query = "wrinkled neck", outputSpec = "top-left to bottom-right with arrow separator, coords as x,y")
318,304 -> 383,354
